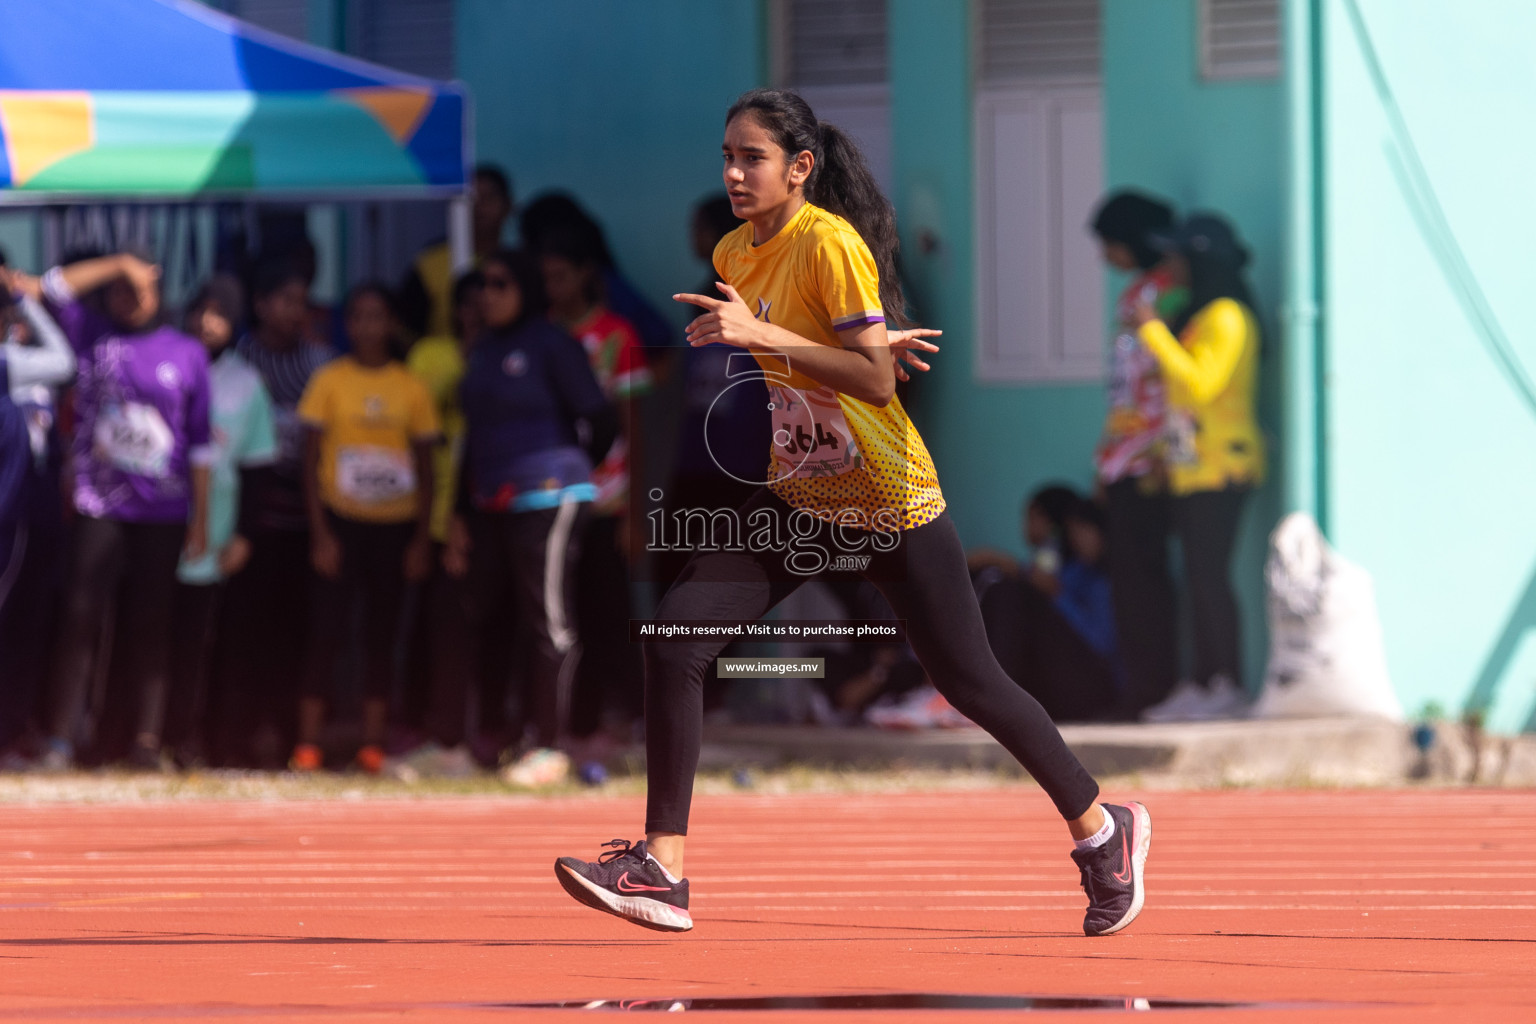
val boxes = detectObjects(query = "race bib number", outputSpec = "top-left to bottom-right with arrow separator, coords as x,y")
767,383 -> 861,481
336,446 -> 415,505
93,402 -> 174,478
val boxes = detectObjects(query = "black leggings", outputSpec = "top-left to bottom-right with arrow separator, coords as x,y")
1103,478 -> 1180,713
1171,486 -> 1249,686
429,500 -> 588,749
644,489 -> 1100,835
166,581 -> 223,754
51,516 -> 185,746
303,513 -> 415,702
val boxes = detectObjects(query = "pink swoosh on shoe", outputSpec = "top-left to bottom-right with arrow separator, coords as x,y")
616,871 -> 671,893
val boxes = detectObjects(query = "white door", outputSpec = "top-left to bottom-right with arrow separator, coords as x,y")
973,0 -> 1104,384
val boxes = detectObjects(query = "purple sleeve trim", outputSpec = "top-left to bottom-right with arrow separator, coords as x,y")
833,313 -> 886,332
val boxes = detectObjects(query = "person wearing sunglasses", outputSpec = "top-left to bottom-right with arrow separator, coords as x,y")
431,250 -> 616,787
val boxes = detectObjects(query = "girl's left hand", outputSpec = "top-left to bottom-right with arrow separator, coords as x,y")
888,328 -> 942,382
675,282 -> 763,349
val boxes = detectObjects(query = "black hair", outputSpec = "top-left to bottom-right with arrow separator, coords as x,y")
342,280 -> 398,321
474,163 -> 513,204
726,88 -> 911,328
1091,191 -> 1175,270
1061,495 -> 1107,566
1025,484 -> 1080,539
250,257 -> 308,303
451,269 -> 485,308
342,281 -> 404,359
1064,494 -> 1106,533
536,219 -> 606,269
693,193 -> 740,245
185,274 -> 246,327
480,248 -> 547,329
519,193 -> 616,269
536,220 -> 607,307
1164,214 -> 1256,338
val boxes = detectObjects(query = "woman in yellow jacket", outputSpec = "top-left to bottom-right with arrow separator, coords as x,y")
1132,214 -> 1264,721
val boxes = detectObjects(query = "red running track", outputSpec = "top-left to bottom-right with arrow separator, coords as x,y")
0,788 -> 1532,1022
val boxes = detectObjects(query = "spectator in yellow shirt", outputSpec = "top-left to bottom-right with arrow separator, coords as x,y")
399,270 -> 483,756
295,284 -> 440,772
1132,213 -> 1265,723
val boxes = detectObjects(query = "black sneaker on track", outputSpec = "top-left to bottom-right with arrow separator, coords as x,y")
1071,801 -> 1151,936
554,839 -> 693,932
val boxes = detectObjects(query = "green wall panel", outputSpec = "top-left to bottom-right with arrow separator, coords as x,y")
456,0 -> 764,338
1320,0 -> 1536,730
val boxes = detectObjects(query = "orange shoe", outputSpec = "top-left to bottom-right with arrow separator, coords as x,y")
289,743 -> 322,772
355,744 -> 385,775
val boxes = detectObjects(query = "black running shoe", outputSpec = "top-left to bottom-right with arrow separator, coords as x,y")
554,839 -> 693,932
1071,801 -> 1151,936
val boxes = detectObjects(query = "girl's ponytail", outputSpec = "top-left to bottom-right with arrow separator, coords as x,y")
813,121 -> 910,328
727,88 -> 912,327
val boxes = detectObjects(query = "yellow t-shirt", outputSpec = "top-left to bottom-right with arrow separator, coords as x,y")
297,357 -> 442,524
406,336 -> 467,542
713,202 -> 945,532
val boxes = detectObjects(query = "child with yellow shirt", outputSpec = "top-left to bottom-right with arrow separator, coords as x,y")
295,284 -> 440,772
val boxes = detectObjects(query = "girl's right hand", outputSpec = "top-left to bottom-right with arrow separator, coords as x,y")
888,328 -> 942,382
311,528 -> 342,580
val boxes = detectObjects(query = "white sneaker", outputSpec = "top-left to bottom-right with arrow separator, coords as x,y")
1181,675 -> 1250,721
500,747 -> 571,788
1139,680 -> 1207,723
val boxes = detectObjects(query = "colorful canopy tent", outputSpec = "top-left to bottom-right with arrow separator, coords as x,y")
0,0 -> 469,202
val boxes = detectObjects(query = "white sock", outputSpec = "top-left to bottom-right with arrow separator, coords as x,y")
1073,806 -> 1116,851
647,853 -> 681,884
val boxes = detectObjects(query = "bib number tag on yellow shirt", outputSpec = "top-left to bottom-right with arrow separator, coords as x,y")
1166,409 -> 1198,466
94,402 -> 174,478
336,446 -> 415,505
768,383 -> 860,481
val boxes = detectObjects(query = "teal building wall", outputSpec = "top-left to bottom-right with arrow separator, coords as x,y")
1317,0 -> 1536,730
455,0 -> 764,335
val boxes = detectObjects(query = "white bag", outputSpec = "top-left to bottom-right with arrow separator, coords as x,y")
1253,512 -> 1403,720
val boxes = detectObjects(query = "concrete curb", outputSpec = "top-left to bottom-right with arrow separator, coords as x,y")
696,718 -> 1536,787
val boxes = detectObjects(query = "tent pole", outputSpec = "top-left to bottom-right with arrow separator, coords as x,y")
448,196 -> 473,274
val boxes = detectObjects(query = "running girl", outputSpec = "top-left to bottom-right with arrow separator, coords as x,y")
554,89 -> 1150,937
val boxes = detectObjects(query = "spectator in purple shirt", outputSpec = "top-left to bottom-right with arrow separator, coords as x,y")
14,253 -> 212,769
